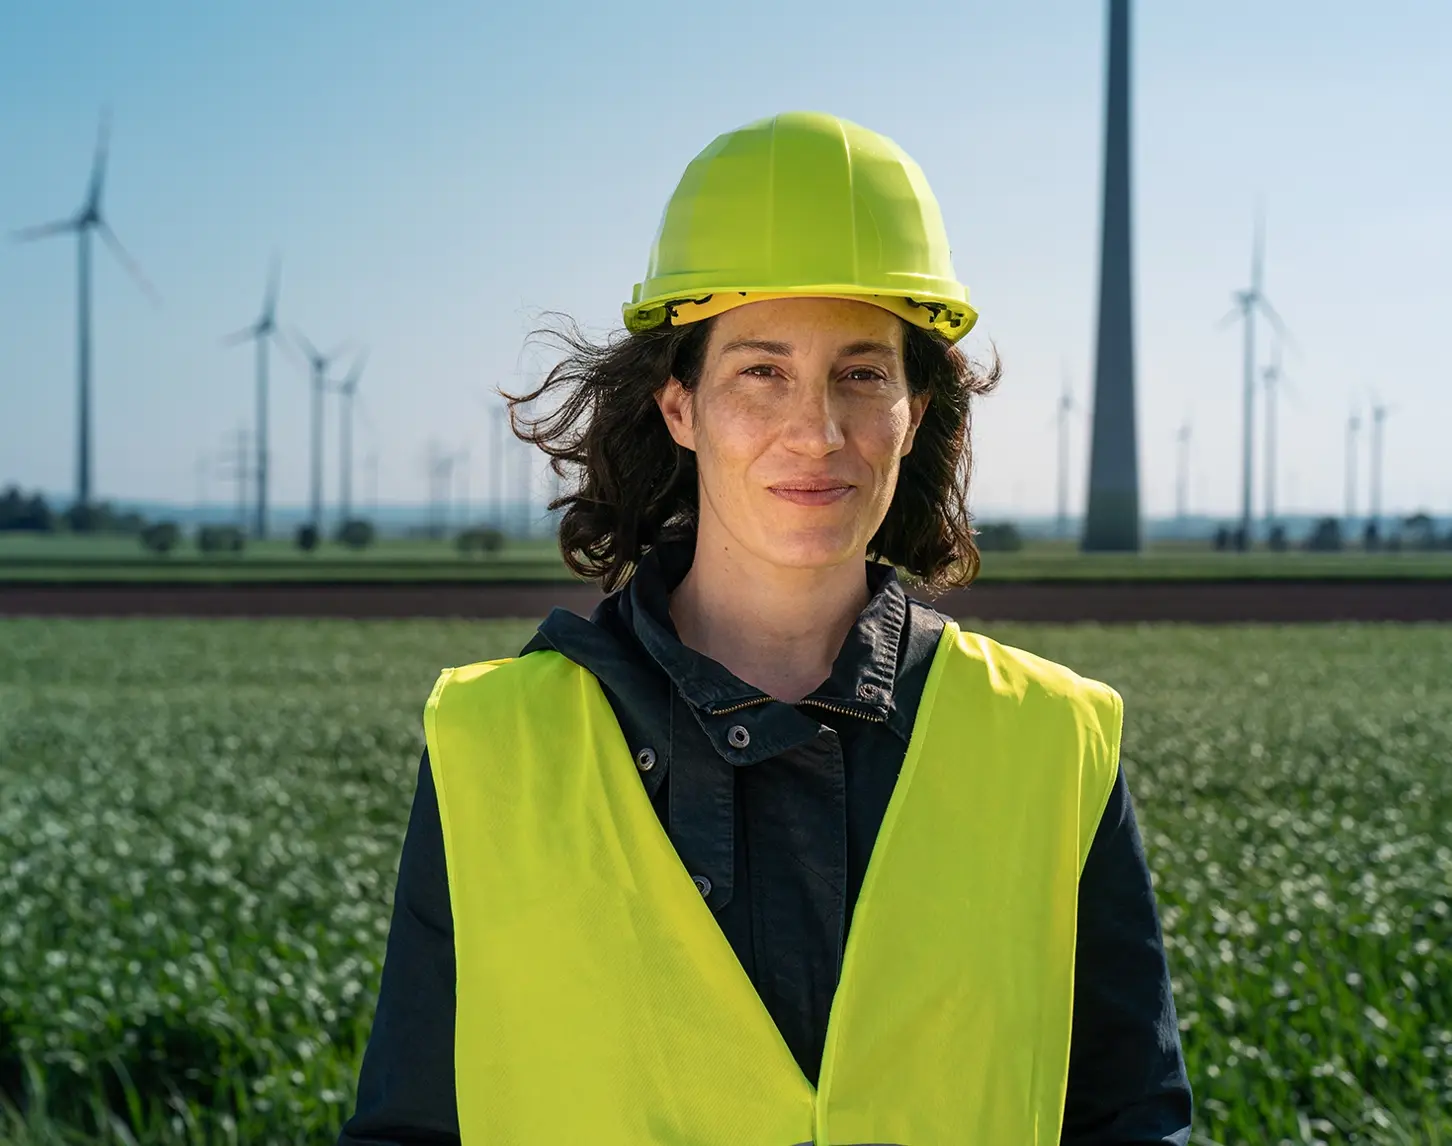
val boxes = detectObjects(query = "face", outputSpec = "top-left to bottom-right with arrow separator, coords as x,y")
655,296 -> 929,572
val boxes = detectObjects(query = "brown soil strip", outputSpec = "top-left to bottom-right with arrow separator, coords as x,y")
2,579 -> 1450,622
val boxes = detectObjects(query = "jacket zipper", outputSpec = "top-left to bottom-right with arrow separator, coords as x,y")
799,698 -> 887,723
708,695 -> 886,722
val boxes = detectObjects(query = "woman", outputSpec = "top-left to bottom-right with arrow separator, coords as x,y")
339,111 -> 1192,1144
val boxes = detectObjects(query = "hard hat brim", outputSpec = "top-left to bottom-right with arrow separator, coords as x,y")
623,288 -> 978,344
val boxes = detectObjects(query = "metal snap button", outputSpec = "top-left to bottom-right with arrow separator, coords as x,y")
692,874 -> 712,897
857,683 -> 878,701
727,725 -> 750,749
635,747 -> 656,772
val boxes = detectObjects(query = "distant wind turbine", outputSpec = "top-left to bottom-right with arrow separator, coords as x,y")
291,328 -> 352,536
1055,366 -> 1076,539
1175,419 -> 1193,527
1368,396 -> 1396,534
1261,334 -> 1300,531
1217,208 -> 1288,550
333,349 -> 369,528
1345,406 -> 1361,527
222,257 -> 283,539
12,109 -> 159,512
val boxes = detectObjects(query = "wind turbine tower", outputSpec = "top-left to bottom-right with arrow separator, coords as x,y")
12,110 -> 157,512
1082,0 -> 1142,552
1262,336 -> 1285,532
292,330 -> 351,536
1175,420 -> 1192,528
334,350 -> 369,527
1344,408 -> 1361,528
1219,211 -> 1287,550
1369,399 -> 1393,534
223,259 -> 282,539
1056,366 -> 1076,539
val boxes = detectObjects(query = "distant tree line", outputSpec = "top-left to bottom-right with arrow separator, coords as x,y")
1213,512 -> 1452,553
0,486 -> 145,533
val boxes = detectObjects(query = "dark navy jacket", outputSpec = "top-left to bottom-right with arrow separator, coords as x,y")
339,539 -> 1193,1144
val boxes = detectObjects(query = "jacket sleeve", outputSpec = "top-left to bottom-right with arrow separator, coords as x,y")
1060,766 -> 1194,1145
337,748 -> 461,1145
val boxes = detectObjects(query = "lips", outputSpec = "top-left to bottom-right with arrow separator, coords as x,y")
768,481 -> 854,506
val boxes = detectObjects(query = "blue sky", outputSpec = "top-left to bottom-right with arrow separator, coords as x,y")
1,0 -> 1448,520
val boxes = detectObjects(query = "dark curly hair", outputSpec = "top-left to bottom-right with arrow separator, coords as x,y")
504,313 -> 1001,595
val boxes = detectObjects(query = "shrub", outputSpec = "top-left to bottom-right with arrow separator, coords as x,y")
1401,512 -> 1437,551
1267,524 -> 1288,552
336,519 -> 376,550
456,527 -> 506,557
197,524 -> 246,554
295,524 -> 320,552
1304,517 -> 1343,552
972,522 -> 1022,552
0,486 -> 55,532
139,521 -> 181,555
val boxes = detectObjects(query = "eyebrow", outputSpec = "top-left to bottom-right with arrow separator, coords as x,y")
716,338 -> 900,359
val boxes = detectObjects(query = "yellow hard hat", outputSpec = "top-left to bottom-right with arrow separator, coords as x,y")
623,111 -> 977,343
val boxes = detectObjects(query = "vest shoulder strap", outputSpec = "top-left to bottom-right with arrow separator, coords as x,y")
950,625 -> 1124,868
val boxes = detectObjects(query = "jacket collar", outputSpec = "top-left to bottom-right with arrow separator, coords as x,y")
619,537 -> 906,724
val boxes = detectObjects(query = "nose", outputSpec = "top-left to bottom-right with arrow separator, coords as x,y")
778,376 -> 845,457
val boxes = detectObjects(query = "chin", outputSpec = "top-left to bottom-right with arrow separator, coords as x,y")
748,528 -> 865,572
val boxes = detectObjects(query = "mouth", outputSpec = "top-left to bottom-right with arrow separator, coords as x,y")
768,481 -> 855,507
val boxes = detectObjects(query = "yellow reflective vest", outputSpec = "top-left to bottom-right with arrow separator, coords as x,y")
423,619 -> 1123,1145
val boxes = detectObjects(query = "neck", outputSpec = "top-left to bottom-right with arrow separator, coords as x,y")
667,521 -> 870,704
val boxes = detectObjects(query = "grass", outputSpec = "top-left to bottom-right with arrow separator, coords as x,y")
0,618 -> 1449,1144
3,534 -> 1451,583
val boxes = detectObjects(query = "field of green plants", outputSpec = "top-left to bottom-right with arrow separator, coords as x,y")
1,617 -> 1449,1145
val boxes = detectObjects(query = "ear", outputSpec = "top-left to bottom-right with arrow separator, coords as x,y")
900,390 -> 930,457
655,376 -> 697,452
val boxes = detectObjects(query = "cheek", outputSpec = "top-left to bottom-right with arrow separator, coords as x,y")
694,392 -> 778,469
856,403 -> 914,475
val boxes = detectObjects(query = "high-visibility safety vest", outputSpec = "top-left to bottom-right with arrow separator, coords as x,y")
423,619 -> 1123,1145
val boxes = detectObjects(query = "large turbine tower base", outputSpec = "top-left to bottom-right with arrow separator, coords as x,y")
1082,0 -> 1142,553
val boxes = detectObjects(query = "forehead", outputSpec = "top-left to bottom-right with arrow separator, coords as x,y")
706,296 -> 903,356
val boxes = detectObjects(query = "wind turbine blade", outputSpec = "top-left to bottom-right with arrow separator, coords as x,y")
1251,200 -> 1266,295
88,107 -> 112,215
325,339 -> 354,364
272,328 -> 307,369
263,254 -> 281,323
1256,297 -> 1299,356
98,222 -> 160,305
1214,305 -> 1242,331
289,325 -> 321,364
12,218 -> 78,242
343,347 -> 370,388
221,324 -> 257,347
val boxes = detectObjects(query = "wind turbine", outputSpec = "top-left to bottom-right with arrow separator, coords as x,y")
1217,208 -> 1288,550
492,402 -> 509,530
1344,405 -> 1361,529
1261,334 -> 1299,533
12,109 -> 158,514
1368,396 -> 1396,539
222,257 -> 282,539
291,328 -> 352,536
457,444 -> 473,531
1175,419 -> 1192,530
1055,366 -> 1076,539
515,429 -> 535,538
333,349 -> 369,528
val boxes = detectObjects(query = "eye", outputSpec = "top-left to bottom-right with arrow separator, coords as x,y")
843,367 -> 888,383
741,363 -> 780,378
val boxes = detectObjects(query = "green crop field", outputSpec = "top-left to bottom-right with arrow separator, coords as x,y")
1,618 -> 1449,1145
